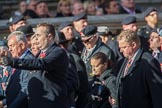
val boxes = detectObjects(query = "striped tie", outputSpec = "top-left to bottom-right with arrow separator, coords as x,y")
124,58 -> 132,76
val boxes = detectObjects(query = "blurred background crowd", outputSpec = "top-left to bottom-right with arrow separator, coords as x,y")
0,0 -> 162,37
0,0 -> 161,108
0,0 -> 161,19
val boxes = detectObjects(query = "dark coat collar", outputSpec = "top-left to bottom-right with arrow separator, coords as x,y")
126,48 -> 143,75
99,69 -> 113,81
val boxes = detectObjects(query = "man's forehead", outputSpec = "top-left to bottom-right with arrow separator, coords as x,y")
35,26 -> 46,32
8,38 -> 17,45
118,40 -> 129,45
91,58 -> 101,64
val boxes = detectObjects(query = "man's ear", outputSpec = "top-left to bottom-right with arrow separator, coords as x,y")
132,41 -> 137,48
47,33 -> 53,40
19,41 -> 26,49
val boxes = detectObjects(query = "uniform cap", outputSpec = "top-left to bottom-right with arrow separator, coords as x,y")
58,22 -> 72,31
73,12 -> 87,21
11,15 -> 25,24
121,16 -> 137,25
7,15 -> 16,26
16,25 -> 34,37
81,25 -> 97,37
143,7 -> 157,17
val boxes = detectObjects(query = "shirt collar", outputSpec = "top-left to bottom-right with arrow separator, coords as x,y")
130,48 -> 140,62
122,6 -> 135,15
19,49 -> 30,59
41,42 -> 54,53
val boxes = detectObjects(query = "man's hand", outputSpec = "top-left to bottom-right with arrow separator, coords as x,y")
0,47 -> 12,66
109,96 -> 116,105
0,57 -> 12,66
0,48 -> 8,57
0,101 -> 3,108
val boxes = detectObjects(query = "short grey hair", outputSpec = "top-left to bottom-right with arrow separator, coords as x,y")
7,31 -> 27,43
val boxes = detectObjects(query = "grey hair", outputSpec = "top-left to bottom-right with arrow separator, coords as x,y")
7,31 -> 27,43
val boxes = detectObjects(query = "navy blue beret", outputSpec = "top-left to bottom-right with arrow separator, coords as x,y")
121,16 -> 137,25
11,15 -> 25,24
16,25 -> 34,37
143,7 -> 157,17
81,25 -> 97,37
7,16 -> 14,26
73,12 -> 87,21
58,22 -> 72,31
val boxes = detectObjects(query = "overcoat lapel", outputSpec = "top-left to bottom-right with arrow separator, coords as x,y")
125,48 -> 143,76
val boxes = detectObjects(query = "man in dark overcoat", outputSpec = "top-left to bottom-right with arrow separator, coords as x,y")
116,30 -> 162,108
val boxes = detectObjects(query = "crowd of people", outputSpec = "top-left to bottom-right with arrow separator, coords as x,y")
0,0 -> 143,20
0,0 -> 162,108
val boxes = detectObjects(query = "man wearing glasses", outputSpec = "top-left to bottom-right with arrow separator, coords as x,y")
116,29 -> 162,108
80,25 -> 115,81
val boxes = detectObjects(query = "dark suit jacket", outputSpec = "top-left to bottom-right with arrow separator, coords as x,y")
8,43 -> 69,108
70,53 -> 89,108
6,49 -> 34,108
158,51 -> 162,64
68,29 -> 84,57
116,48 -> 162,108
107,39 -> 124,76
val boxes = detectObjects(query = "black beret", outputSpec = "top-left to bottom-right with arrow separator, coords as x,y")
81,25 -> 97,37
73,12 -> 87,21
143,7 -> 157,17
11,15 -> 25,24
57,32 -> 69,44
16,25 -> 34,37
58,22 -> 72,31
7,15 -> 16,26
121,16 -> 137,25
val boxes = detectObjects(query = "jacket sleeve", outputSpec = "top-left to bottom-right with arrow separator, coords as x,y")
7,91 -> 27,108
145,56 -> 162,108
8,71 -> 29,108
